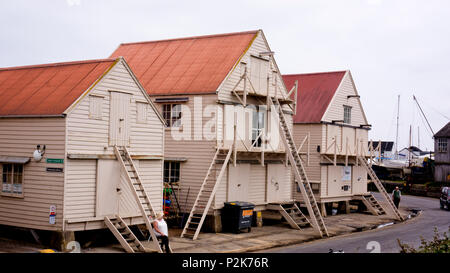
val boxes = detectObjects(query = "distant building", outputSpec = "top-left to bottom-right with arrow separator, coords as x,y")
369,141 -> 394,159
398,146 -> 432,162
434,122 -> 450,183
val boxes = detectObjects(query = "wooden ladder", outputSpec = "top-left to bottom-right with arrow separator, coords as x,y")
181,148 -> 232,240
354,194 -> 386,216
268,203 -> 311,230
113,146 -> 163,253
357,156 -> 404,221
104,215 -> 147,253
270,98 -> 329,237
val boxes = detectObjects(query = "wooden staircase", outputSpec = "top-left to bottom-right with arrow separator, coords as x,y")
112,146 -> 163,253
104,215 -> 147,253
270,98 -> 329,237
267,203 -> 311,230
353,193 -> 386,216
357,156 -> 404,221
181,148 -> 232,240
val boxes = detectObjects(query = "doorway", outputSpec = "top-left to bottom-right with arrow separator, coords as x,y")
109,91 -> 131,146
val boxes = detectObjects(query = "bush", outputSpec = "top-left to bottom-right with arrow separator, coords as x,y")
397,227 -> 450,253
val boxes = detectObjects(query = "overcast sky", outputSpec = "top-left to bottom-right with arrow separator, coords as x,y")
1,0 -> 449,152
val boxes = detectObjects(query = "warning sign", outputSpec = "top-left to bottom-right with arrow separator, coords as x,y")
49,205 -> 56,225
242,209 -> 253,217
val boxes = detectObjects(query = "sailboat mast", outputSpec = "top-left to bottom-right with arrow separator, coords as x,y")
418,126 -> 420,149
409,125 -> 412,167
395,95 -> 400,159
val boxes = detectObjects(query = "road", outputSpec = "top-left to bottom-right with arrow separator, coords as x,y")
259,193 -> 450,253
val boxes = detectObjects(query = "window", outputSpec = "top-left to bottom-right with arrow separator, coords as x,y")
311,183 -> 320,194
252,109 -> 265,147
164,162 -> 180,183
162,104 -> 181,127
343,105 -> 352,124
2,164 -> 23,196
89,95 -> 103,120
437,138 -> 448,153
136,102 -> 148,124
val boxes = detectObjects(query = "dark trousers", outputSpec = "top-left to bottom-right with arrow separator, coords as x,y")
393,198 -> 400,209
158,235 -> 170,253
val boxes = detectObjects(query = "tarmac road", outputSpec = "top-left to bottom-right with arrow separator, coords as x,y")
259,193 -> 450,253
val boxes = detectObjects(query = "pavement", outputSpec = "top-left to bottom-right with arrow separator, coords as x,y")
84,195 -> 413,253
0,193 -> 418,253
259,193 -> 448,253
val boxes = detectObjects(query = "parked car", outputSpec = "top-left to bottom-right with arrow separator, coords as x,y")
440,187 -> 450,210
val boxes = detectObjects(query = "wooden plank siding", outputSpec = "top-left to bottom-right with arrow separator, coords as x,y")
0,118 -> 66,231
248,164 -> 266,205
66,61 -> 164,157
322,72 -> 368,127
64,159 -> 97,220
291,124 -> 322,200
291,72 -> 370,202
64,60 -> 164,226
217,31 -> 289,104
152,94 -> 217,214
148,31 -> 296,214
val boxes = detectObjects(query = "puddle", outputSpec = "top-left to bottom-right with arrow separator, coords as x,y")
376,222 -> 394,229
375,208 -> 422,229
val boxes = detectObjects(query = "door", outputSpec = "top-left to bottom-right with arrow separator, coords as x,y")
267,164 -> 286,203
109,91 -> 131,146
352,165 -> 367,195
96,159 -> 121,217
228,163 -> 250,201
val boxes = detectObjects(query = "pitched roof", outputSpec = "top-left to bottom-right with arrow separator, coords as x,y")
0,59 -> 117,116
282,71 -> 346,123
110,30 -> 259,95
434,122 -> 450,138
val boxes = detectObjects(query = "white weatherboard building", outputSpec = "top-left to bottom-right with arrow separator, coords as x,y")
0,57 -> 165,251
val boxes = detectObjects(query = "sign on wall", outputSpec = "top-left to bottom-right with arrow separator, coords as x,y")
46,158 -> 64,164
49,205 -> 56,225
46,167 -> 63,173
342,166 -> 352,181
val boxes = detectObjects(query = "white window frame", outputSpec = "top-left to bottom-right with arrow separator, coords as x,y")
162,104 -> 182,127
343,105 -> 352,124
1,163 -> 24,198
252,109 -> 265,148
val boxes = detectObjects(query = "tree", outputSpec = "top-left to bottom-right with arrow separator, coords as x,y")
397,227 -> 450,253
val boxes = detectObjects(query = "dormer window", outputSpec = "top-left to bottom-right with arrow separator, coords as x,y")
343,105 -> 352,124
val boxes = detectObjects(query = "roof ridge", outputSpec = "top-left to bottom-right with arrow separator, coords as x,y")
119,30 -> 260,46
0,58 -> 117,72
283,70 -> 348,77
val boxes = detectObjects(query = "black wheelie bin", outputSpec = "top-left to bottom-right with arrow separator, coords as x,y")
222,201 -> 255,234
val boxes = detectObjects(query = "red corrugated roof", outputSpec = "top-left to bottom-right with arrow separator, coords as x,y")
0,59 -> 116,116
110,30 -> 259,95
283,71 -> 346,123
